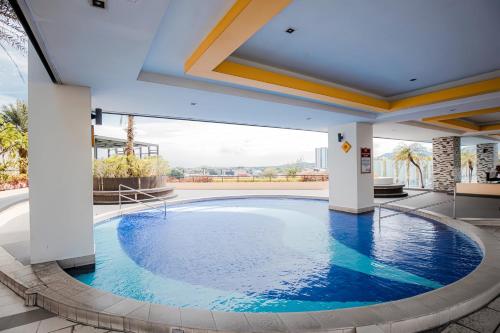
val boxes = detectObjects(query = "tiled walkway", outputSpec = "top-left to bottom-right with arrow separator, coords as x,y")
0,282 -> 118,332
428,295 -> 500,333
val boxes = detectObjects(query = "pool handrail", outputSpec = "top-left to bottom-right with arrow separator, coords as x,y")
378,183 -> 457,224
118,183 -> 167,218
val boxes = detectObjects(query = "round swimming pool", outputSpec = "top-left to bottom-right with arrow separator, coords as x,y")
73,198 -> 482,312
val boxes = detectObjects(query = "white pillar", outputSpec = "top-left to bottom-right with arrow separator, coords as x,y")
28,44 -> 94,267
328,123 -> 374,213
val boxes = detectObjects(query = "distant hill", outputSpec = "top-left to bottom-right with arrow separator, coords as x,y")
189,161 -> 316,170
271,161 -> 316,169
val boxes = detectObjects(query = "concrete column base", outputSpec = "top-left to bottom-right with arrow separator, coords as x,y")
329,205 -> 374,214
57,254 -> 95,270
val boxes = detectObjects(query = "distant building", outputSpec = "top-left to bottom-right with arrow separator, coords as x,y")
315,147 -> 328,169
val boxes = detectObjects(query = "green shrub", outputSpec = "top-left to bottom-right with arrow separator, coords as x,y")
93,155 -> 169,178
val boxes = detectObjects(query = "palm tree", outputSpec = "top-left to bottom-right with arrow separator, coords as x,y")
393,143 -> 427,188
0,0 -> 26,82
125,115 -> 134,156
1,100 -> 27,174
461,149 -> 476,183
2,100 -> 27,132
124,115 -> 135,176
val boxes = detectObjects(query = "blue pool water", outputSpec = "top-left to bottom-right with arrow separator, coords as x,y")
73,198 -> 482,312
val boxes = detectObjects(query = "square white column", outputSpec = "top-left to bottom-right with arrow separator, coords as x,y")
28,44 -> 94,267
328,123 -> 374,213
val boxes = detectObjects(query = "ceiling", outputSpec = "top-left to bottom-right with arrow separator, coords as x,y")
19,0 -> 500,143
142,0 -> 234,77
234,0 -> 500,97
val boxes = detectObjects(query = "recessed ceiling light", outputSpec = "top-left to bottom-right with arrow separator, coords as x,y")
285,27 -> 295,34
91,0 -> 106,9
409,78 -> 417,82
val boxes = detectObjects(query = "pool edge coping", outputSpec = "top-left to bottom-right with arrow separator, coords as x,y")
0,194 -> 498,333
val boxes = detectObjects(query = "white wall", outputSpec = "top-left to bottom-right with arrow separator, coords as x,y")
28,43 -> 94,265
328,123 -> 374,213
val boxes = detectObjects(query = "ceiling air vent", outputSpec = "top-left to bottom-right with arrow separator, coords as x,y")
92,0 -> 106,9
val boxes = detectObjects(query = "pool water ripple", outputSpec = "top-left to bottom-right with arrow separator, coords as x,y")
73,198 -> 482,312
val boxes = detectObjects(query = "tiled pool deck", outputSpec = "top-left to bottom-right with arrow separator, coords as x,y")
0,195 -> 499,332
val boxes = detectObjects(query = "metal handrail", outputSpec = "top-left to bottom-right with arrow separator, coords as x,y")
378,184 -> 457,224
118,184 -> 167,218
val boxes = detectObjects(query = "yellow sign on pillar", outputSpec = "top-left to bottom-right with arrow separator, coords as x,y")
341,141 -> 351,153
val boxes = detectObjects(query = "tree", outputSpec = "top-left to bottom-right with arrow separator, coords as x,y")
461,149 -> 476,183
286,166 -> 300,178
0,0 -> 27,82
1,100 -> 27,174
262,167 -> 277,181
393,143 -> 427,188
0,117 -> 25,174
169,168 -> 184,179
1,100 -> 27,132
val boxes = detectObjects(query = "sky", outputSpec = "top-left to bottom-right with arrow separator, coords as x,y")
95,115 -> 328,168
373,138 -> 431,158
0,44 -> 27,106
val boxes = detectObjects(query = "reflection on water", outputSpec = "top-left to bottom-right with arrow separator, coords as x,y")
73,198 -> 482,312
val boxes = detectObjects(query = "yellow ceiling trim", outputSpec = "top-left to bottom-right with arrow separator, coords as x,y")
422,106 -> 500,132
427,119 -> 480,132
390,78 -> 500,111
185,0 -> 500,114
422,107 -> 500,122
184,0 -> 252,73
214,61 -> 390,112
480,123 -> 500,132
439,119 -> 480,131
